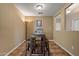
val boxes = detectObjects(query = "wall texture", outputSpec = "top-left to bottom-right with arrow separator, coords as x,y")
53,4 -> 79,55
26,16 -> 53,41
0,4 -> 25,55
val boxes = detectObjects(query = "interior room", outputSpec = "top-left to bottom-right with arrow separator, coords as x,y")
0,3 -> 79,56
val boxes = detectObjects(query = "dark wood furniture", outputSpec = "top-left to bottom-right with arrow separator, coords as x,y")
26,34 -> 50,56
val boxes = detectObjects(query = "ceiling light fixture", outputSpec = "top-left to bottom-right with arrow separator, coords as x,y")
34,4 -> 44,11
36,5 -> 43,10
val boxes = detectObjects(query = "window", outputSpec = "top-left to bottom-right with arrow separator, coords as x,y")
55,14 -> 61,31
66,3 -> 79,31
72,19 -> 79,31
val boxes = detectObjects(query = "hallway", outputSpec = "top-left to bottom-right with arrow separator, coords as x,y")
0,3 -> 79,56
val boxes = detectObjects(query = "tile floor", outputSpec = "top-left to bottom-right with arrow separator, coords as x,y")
9,41 -> 70,56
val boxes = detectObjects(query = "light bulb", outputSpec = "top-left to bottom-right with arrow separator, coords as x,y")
37,5 -> 42,10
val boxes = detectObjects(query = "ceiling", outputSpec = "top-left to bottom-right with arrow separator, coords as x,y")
15,3 -> 66,16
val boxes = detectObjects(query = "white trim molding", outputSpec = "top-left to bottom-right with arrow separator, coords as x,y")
53,40 -> 74,56
5,40 -> 25,56
48,40 -> 54,42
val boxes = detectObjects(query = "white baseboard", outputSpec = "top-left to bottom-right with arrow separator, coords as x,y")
48,40 -> 54,42
53,40 -> 74,56
5,40 -> 25,56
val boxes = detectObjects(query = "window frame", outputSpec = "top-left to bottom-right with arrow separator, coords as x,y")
55,13 -> 61,32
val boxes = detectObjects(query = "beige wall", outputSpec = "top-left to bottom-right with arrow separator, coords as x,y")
26,16 -> 53,40
0,4 -> 25,55
53,4 -> 79,55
